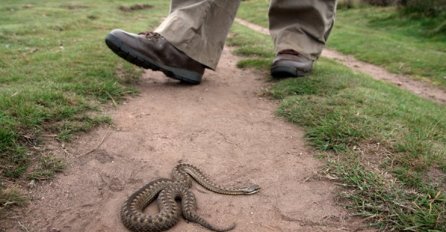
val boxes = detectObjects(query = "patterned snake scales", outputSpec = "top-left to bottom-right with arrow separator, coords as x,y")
121,163 -> 261,232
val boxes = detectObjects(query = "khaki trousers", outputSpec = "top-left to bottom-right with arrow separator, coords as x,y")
155,0 -> 337,70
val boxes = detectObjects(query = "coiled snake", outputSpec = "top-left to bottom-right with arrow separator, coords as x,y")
121,163 -> 260,232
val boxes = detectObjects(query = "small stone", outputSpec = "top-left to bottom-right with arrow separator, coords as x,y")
28,180 -> 36,189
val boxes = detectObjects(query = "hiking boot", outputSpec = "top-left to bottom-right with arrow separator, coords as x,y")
105,29 -> 205,84
271,50 -> 313,78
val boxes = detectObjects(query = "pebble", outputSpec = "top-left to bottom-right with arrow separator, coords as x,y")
28,180 -> 36,189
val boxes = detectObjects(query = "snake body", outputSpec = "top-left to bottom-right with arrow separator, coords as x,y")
121,163 -> 260,232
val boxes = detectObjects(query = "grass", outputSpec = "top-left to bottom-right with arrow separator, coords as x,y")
0,187 -> 26,218
237,1 -> 446,88
228,22 -> 446,231
327,157 -> 445,231
0,0 -> 169,216
26,155 -> 65,181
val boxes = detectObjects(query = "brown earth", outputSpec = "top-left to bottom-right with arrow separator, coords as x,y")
5,49 -> 372,232
235,18 -> 446,105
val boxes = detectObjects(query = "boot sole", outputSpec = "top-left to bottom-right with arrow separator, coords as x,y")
271,65 -> 308,78
105,34 -> 202,84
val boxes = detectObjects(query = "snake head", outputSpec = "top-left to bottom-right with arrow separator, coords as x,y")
241,184 -> 261,195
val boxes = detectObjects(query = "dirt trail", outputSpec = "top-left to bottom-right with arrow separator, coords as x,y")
235,18 -> 446,105
8,49 -> 371,232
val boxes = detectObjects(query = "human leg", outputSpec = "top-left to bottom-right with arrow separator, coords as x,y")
156,0 -> 241,70
269,0 -> 337,77
105,0 -> 240,84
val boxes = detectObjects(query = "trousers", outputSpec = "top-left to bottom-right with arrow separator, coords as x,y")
155,0 -> 337,69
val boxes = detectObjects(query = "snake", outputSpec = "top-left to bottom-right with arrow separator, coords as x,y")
121,163 -> 260,232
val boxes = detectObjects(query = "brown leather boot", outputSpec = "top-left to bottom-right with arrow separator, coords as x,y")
105,29 -> 205,84
271,50 -> 313,78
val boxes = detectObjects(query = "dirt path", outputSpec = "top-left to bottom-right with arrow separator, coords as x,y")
235,18 -> 446,105
8,49 -> 371,232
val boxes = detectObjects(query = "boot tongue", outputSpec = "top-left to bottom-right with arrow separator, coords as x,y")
278,49 -> 300,56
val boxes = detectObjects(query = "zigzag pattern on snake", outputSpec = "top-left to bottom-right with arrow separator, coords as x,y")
121,163 -> 260,232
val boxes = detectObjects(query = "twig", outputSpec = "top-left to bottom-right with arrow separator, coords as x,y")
61,147 -> 72,156
261,224 -> 279,231
80,132 -> 111,156
105,91 -> 118,107
18,221 -> 30,232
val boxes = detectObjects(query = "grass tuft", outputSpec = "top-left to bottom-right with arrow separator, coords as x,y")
27,155 -> 65,181
55,115 -> 112,142
0,187 -> 27,219
328,156 -> 446,231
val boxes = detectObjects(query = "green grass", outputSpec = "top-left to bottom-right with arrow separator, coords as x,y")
0,0 -> 169,214
26,155 -> 65,181
0,187 -> 26,218
327,157 -> 445,231
228,22 -> 446,231
237,1 -> 446,88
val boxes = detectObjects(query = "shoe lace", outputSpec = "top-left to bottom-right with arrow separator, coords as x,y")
138,31 -> 163,40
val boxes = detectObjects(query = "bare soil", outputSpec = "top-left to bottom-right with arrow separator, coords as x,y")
235,18 -> 446,105
5,49 -> 371,232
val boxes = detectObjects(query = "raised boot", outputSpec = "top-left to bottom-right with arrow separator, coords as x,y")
105,29 -> 205,84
